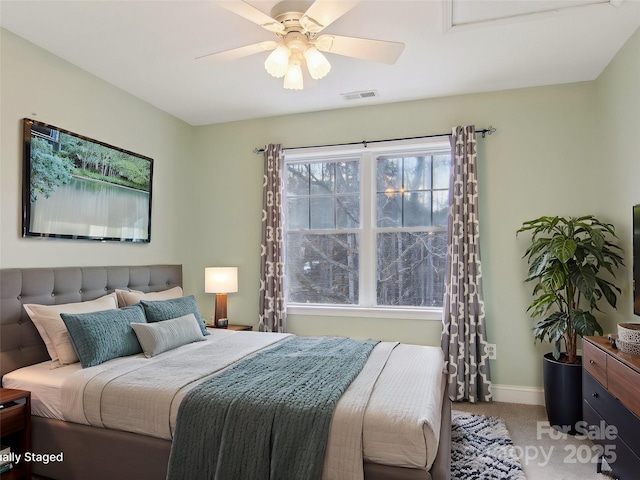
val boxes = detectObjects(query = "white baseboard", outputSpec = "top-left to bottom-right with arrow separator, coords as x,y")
491,383 -> 545,406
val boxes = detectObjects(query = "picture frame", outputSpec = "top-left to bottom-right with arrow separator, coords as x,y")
22,118 -> 153,243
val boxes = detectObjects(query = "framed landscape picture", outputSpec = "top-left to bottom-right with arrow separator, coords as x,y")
22,118 -> 153,242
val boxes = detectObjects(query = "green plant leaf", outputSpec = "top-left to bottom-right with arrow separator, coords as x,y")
571,310 -> 603,337
534,311 -> 568,344
527,293 -> 558,317
527,253 -> 551,280
569,263 -> 597,303
596,277 -> 620,309
550,237 -> 577,263
591,230 -> 605,249
524,239 -> 551,262
542,262 -> 567,292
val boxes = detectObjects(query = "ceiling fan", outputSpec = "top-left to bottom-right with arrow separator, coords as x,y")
199,0 -> 405,90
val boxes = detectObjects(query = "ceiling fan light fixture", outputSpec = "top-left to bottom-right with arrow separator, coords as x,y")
211,2 -> 406,91
264,44 -> 291,78
304,47 -> 331,80
283,61 -> 304,90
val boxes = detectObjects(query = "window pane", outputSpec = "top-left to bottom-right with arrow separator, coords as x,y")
287,197 -> 309,230
287,164 -> 309,195
377,192 -> 402,227
433,190 -> 448,227
310,196 -> 334,229
403,156 -> 431,191
376,157 -> 401,192
433,155 -> 450,190
377,231 -> 447,307
286,233 -> 359,304
336,161 -> 360,194
403,191 -> 432,227
336,194 -> 359,228
310,163 -> 334,195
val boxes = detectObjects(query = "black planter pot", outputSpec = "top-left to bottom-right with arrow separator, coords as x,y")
542,352 -> 583,435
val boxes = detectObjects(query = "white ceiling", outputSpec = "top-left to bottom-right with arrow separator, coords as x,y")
1,0 -> 639,126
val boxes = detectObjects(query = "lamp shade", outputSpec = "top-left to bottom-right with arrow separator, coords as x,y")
265,44 -> 291,78
205,267 -> 238,294
304,47 -> 331,80
283,62 -> 303,90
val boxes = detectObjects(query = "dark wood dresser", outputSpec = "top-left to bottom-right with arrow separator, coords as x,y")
583,336 -> 640,479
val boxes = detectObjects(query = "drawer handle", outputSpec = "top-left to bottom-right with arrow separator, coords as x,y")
589,360 -> 595,364
592,392 -> 599,398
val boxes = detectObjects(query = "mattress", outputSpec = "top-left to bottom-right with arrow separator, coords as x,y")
4,329 -> 445,470
3,360 -> 81,420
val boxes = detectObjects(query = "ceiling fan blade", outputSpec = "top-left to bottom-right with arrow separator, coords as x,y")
315,35 -> 404,64
196,41 -> 277,62
216,1 -> 284,33
300,1 -> 359,33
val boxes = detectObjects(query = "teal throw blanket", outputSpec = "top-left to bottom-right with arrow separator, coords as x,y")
167,336 -> 379,480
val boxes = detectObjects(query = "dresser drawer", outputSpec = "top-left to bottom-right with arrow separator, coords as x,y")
583,401 -> 640,480
584,371 -> 618,424
0,401 -> 27,436
583,371 -> 640,456
583,340 -> 608,387
607,355 -> 640,419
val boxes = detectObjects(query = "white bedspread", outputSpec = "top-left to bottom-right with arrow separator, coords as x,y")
62,329 -> 285,438
16,330 -> 444,473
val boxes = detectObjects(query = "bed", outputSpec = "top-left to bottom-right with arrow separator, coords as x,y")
0,265 -> 451,480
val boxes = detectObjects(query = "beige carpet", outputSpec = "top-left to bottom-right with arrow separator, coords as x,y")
453,402 -> 615,480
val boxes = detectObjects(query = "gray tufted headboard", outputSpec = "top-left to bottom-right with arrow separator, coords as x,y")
0,265 -> 182,380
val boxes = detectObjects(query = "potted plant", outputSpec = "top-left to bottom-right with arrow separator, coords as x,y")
517,215 -> 624,433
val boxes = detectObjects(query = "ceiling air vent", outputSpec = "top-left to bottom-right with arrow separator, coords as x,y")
341,90 -> 379,101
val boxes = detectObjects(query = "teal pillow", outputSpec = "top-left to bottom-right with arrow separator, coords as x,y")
140,296 -> 209,336
61,304 -> 147,368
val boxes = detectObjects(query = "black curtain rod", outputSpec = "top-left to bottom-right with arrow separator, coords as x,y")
253,126 -> 496,154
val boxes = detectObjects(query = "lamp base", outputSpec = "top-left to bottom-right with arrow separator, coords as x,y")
214,293 -> 228,328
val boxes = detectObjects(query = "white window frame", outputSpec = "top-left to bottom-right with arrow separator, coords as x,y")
284,137 -> 450,321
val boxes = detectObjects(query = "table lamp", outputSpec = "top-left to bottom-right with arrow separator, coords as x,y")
205,267 -> 238,328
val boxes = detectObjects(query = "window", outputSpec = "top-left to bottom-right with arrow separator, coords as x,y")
284,139 -> 450,316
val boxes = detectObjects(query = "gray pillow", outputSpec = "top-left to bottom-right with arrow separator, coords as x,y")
140,295 -> 209,336
131,313 -> 205,358
61,304 -> 146,368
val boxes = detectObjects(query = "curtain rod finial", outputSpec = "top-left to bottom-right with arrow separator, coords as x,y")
479,126 -> 496,138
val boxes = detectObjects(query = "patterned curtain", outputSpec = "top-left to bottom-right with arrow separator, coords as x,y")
259,144 -> 287,333
441,125 -> 492,403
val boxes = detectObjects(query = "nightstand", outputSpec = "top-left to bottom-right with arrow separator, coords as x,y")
0,388 -> 31,480
209,324 -> 253,331
227,324 -> 253,331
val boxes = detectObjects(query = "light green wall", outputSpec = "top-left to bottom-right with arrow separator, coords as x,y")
593,27 -> 640,332
0,29 -> 193,272
2,25 -> 637,390
190,82 -> 599,388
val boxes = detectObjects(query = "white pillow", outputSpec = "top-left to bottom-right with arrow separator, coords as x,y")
130,313 -> 204,358
114,288 -> 143,308
24,292 -> 118,367
115,286 -> 183,307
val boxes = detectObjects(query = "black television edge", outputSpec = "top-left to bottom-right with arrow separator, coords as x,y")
634,204 -> 640,316
22,118 -> 153,243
